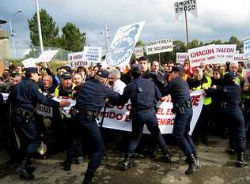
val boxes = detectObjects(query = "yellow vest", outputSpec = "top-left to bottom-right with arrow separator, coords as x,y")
193,77 -> 212,105
54,84 -> 75,98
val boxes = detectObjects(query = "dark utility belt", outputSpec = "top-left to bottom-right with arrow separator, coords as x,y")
172,100 -> 192,114
14,107 -> 35,124
71,107 -> 99,121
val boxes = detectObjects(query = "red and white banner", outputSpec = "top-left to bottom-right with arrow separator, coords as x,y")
176,52 -> 189,64
188,44 -> 216,67
99,90 -> 203,135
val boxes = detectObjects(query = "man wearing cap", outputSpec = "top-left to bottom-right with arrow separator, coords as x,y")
8,67 -> 70,179
162,66 -> 200,175
116,64 -> 171,170
74,69 -> 119,184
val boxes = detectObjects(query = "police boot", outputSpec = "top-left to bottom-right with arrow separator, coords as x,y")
162,149 -> 171,163
82,173 -> 94,184
26,159 -> 36,173
185,154 -> 200,175
122,156 -> 136,171
236,152 -> 247,167
15,158 -> 34,179
63,159 -> 72,171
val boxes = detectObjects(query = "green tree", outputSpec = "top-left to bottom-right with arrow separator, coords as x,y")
225,36 -> 243,50
28,9 -> 60,47
61,22 -> 86,52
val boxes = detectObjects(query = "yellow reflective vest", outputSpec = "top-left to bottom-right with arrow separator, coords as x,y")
54,84 -> 75,98
193,77 -> 212,105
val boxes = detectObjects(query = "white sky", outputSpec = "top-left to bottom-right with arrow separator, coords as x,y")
0,0 -> 250,57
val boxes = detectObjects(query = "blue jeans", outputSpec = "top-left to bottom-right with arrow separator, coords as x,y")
173,107 -> 196,156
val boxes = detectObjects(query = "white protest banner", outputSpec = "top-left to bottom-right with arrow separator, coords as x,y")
36,50 -> 59,62
145,39 -> 173,55
83,46 -> 102,64
22,58 -> 37,68
36,104 -> 53,117
244,40 -> 250,59
215,44 -> 237,63
99,91 -> 203,135
174,0 -> 198,19
105,21 -> 145,68
188,44 -> 216,67
52,97 -> 76,117
234,51 -> 248,63
68,51 -> 89,68
176,52 -> 189,64
134,47 -> 144,59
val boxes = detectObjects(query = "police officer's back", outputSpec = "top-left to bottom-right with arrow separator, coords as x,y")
117,64 -> 171,170
75,70 -> 119,184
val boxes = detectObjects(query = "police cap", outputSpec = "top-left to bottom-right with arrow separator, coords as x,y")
96,70 -> 110,78
25,67 -> 38,74
171,66 -> 182,73
131,64 -> 143,76
60,72 -> 72,79
223,72 -> 237,84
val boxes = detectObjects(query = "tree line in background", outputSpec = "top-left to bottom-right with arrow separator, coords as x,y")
25,8 -> 243,64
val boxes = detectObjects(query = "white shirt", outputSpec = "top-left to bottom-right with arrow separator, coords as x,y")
113,79 -> 126,95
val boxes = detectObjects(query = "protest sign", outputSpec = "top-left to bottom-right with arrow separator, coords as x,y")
188,44 -> 216,67
234,51 -> 248,63
105,21 -> 145,68
215,44 -> 236,63
145,39 -> 173,55
244,40 -> 250,59
52,97 -> 76,118
134,47 -> 144,59
22,58 -> 37,68
176,52 -> 189,64
99,90 -> 203,135
36,104 -> 53,117
83,46 -> 102,64
68,51 -> 89,68
36,50 -> 59,63
174,0 -> 198,19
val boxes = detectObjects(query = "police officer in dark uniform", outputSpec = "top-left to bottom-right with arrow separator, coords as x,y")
205,72 -> 247,167
74,70 -> 119,184
8,67 -> 70,179
116,64 -> 171,170
162,66 -> 200,175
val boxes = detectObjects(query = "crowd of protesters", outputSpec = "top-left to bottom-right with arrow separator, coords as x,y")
0,57 -> 249,182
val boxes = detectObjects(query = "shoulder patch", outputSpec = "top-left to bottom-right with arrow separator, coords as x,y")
38,88 -> 43,93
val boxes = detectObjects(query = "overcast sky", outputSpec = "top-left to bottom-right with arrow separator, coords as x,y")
1,0 -> 250,57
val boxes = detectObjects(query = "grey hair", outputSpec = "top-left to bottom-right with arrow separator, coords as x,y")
108,67 -> 121,79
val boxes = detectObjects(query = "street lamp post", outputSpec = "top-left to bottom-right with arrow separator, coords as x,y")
35,0 -> 44,53
9,9 -> 22,58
